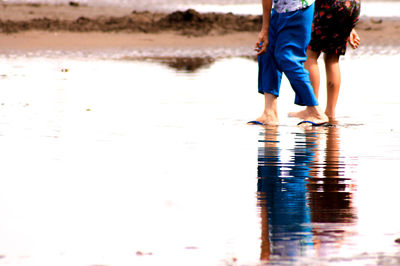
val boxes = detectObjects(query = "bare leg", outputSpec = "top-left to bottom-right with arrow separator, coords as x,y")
289,49 -> 325,121
306,49 -> 322,98
323,53 -> 340,120
255,92 -> 279,125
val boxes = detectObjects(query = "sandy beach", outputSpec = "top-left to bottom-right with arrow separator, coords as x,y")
1,3 -> 400,266
0,39 -> 399,266
1,3 -> 400,52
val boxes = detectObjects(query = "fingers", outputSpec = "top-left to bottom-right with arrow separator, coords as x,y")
257,45 -> 267,55
349,32 -> 361,49
255,41 -> 268,55
349,29 -> 361,49
352,38 -> 360,48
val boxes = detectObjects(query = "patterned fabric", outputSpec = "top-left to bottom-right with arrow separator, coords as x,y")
273,0 -> 315,13
308,0 -> 361,55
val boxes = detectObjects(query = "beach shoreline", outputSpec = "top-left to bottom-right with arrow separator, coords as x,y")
0,31 -> 256,51
1,3 -> 400,53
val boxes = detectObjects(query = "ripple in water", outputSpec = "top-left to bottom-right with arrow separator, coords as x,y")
256,125 -> 358,263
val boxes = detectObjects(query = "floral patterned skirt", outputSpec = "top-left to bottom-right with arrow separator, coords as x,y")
308,0 -> 361,55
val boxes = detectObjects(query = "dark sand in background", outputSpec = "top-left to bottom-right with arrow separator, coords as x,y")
1,3 -> 400,52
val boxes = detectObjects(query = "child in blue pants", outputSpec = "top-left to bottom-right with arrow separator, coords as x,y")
252,0 -> 328,125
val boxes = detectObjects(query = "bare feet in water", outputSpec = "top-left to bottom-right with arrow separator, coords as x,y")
288,109 -> 309,120
289,106 -> 328,124
249,93 -> 279,125
254,110 -> 279,125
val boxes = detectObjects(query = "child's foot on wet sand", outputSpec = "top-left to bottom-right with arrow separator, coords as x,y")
289,106 -> 328,124
248,111 -> 279,126
288,109 -> 309,120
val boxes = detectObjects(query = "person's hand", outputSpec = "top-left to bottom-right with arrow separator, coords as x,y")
255,29 -> 269,55
348,29 -> 360,49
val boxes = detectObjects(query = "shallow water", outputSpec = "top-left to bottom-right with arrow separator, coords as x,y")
2,43 -> 400,63
0,51 -> 399,266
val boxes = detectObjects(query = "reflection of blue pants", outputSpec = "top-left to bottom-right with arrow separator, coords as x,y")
258,4 -> 318,106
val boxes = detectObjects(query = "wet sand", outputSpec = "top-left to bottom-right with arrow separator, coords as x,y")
1,4 -> 400,266
0,31 -> 255,51
1,3 -> 400,52
0,52 -> 399,266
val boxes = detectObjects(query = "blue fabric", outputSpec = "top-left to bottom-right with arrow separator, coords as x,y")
257,130 -> 318,257
258,4 -> 319,106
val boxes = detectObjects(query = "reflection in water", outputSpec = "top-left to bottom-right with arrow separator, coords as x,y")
307,127 -> 357,256
159,57 -> 215,72
139,57 -> 216,72
257,126 -> 357,263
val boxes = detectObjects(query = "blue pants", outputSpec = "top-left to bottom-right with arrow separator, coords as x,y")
258,4 -> 318,106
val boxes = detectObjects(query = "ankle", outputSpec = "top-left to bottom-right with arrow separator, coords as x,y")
306,106 -> 328,120
325,110 -> 335,119
306,105 -> 322,115
263,109 -> 277,117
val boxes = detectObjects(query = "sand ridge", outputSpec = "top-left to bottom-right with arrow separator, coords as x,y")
0,4 -> 261,36
1,2 -> 400,51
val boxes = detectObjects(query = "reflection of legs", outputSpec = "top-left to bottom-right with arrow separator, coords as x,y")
325,127 -> 340,175
258,126 -> 279,261
260,203 -> 271,261
308,126 -> 356,253
324,53 -> 341,120
258,126 -> 315,258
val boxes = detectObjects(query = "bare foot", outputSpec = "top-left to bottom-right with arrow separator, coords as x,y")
249,92 -> 279,125
288,109 -> 309,119
326,114 -> 339,124
254,110 -> 279,125
290,106 -> 328,124
304,106 -> 329,123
